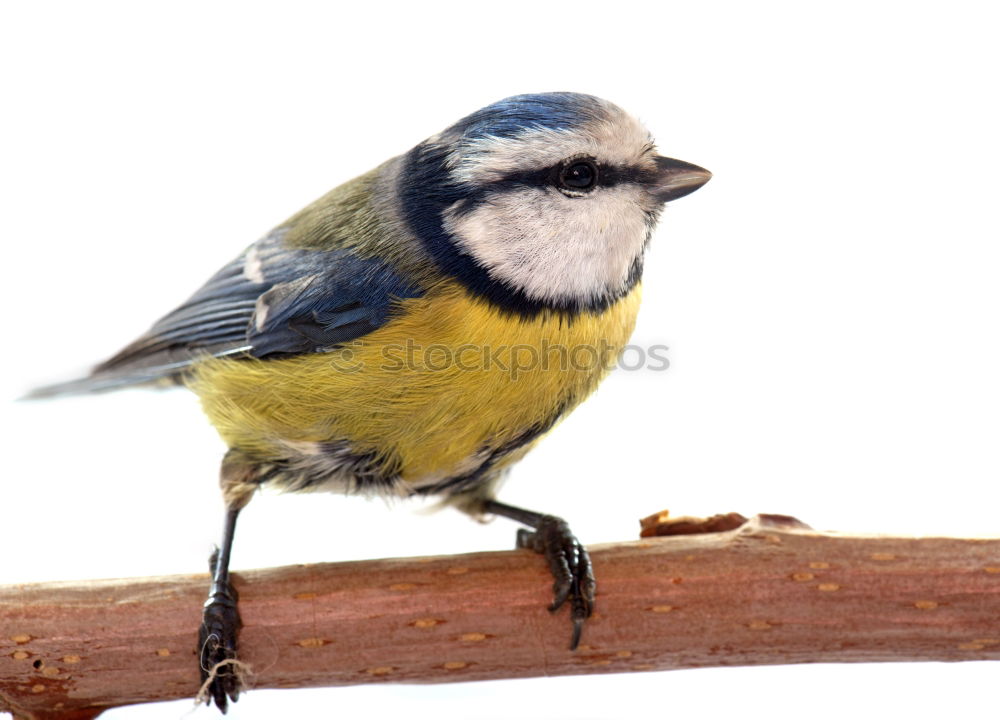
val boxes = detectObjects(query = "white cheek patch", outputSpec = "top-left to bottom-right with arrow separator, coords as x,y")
452,113 -> 654,185
443,185 -> 651,304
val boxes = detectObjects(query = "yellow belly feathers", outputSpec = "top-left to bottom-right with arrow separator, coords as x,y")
190,281 -> 641,489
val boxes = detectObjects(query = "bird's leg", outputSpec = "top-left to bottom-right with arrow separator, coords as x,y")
199,505 -> 243,712
199,450 -> 257,713
482,499 -> 595,650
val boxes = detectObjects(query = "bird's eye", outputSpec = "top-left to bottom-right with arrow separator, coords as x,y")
558,160 -> 598,192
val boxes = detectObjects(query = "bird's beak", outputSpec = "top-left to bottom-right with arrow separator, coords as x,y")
653,156 -> 712,202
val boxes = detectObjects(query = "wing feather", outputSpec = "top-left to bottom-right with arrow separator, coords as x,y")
28,226 -> 424,398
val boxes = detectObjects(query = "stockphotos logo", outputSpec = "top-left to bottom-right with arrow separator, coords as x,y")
326,340 -> 670,379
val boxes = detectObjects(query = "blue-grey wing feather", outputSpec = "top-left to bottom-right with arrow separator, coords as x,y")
28,228 -> 423,398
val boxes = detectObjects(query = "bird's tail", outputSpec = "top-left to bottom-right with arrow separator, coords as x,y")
22,369 -> 182,400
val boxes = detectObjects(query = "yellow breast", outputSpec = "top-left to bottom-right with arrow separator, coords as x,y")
189,281 -> 641,488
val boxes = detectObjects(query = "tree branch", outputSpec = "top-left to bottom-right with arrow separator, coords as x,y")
2,514 -> 999,719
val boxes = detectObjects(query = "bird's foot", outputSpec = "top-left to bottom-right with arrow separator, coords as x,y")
516,515 -> 595,649
198,577 -> 243,713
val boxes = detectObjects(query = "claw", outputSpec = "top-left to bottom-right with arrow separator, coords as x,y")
570,616 -> 585,651
516,514 -> 595,649
199,580 -> 242,712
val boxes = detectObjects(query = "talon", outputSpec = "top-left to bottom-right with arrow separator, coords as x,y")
549,573 -> 572,612
199,582 -> 242,712
483,501 -> 597,651
570,616 -> 585,651
518,514 -> 595,649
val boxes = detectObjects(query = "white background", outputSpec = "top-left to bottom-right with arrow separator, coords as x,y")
3,1 -> 999,718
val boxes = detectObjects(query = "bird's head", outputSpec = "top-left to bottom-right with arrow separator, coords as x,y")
397,92 -> 711,315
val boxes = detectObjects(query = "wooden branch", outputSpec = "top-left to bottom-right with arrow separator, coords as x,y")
2,515 -> 999,719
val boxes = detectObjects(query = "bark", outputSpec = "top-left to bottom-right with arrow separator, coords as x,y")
2,515 -> 998,719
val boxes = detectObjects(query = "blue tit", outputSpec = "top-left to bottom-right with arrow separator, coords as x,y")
29,92 -> 711,711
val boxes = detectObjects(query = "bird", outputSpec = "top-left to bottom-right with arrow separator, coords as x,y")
28,91 -> 711,711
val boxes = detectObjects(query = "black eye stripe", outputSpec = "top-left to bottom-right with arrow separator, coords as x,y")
493,162 -> 656,190
599,164 -> 658,186
446,160 -> 658,218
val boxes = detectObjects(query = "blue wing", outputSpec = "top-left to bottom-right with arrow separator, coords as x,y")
28,228 -> 423,397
